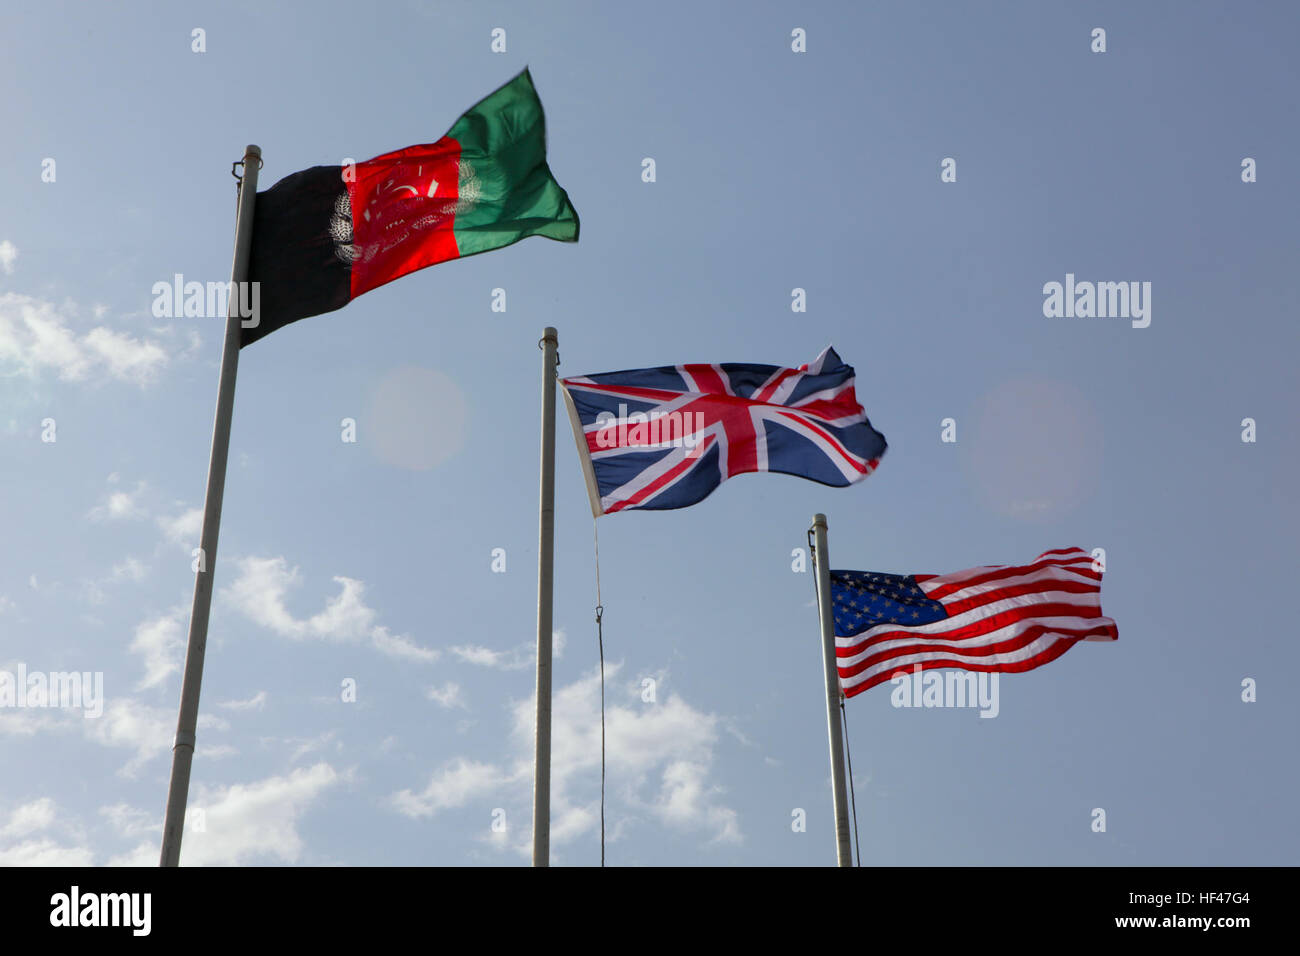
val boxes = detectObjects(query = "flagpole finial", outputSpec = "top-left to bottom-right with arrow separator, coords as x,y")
233,146 -> 263,182
814,513 -> 828,530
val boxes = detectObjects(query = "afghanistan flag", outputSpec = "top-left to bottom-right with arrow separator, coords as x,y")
243,68 -> 579,347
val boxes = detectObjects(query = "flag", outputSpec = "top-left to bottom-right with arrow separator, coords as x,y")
560,346 -> 887,514
243,68 -> 579,347
832,548 -> 1117,697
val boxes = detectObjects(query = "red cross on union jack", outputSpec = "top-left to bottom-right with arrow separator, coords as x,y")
560,347 -> 888,515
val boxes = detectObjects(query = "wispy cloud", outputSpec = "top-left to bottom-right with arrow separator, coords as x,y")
217,691 -> 267,712
390,664 -> 741,854
0,292 -> 168,386
111,557 -> 149,582
14,766 -> 343,867
98,803 -> 158,841
156,762 -> 340,866
0,797 -> 56,838
130,607 -> 186,690
391,758 -> 512,818
222,556 -> 437,663
88,479 -> 149,522
0,798 -> 94,866
156,507 -> 202,549
426,682 -> 465,709
85,698 -> 231,777
449,628 -> 565,670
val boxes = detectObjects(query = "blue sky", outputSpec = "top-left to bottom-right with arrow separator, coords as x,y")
1,0 -> 1296,866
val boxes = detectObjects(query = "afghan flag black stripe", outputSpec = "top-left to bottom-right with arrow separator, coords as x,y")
244,165 -> 352,346
243,68 -> 579,347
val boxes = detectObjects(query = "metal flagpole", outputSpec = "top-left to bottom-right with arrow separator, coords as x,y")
532,326 -> 559,866
812,513 -> 853,866
159,144 -> 261,867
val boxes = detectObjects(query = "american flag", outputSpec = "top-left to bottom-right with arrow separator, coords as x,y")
832,548 -> 1117,697
560,346 -> 887,515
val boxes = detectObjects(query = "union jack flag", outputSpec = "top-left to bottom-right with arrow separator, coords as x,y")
560,346 -> 887,515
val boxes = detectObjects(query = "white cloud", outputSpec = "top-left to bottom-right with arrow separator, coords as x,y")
170,762 -> 340,866
0,838 -> 95,866
391,665 -> 741,852
103,764 -> 341,867
0,292 -> 168,386
83,698 -> 173,776
285,730 -> 338,762
448,644 -> 517,668
542,665 -> 741,847
217,690 -> 267,712
0,800 -> 154,867
88,481 -> 148,521
77,547 -> 152,610
0,595 -> 15,615
0,706 -> 69,737
426,682 -> 465,709
371,626 -> 440,663
223,556 -> 437,663
85,697 -> 229,777
157,507 -> 202,548
99,803 -> 158,840
0,797 -> 94,866
112,557 -> 149,582
84,326 -> 167,382
551,804 -> 598,846
390,758 -> 512,818
449,628 -> 565,670
103,842 -> 156,867
0,240 -> 16,274
652,760 -> 741,842
0,797 -> 56,837
130,608 -> 186,690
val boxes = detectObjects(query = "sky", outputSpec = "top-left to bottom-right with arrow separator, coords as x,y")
1,0 -> 1297,867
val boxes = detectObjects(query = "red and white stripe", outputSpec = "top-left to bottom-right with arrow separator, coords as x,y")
838,548 -> 1117,697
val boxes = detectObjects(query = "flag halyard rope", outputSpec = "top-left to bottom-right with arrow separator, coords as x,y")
840,697 -> 862,867
593,517 -> 606,867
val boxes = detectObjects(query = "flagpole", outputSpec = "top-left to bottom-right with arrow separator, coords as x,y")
812,513 -> 853,866
532,326 -> 558,867
159,144 -> 261,867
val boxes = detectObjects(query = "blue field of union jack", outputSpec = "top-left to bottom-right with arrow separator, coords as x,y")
560,346 -> 888,514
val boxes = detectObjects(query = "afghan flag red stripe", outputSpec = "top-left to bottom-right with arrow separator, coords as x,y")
244,68 -> 579,347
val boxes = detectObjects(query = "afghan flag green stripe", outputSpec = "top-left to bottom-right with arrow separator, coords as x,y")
244,68 -> 578,347
444,69 -> 581,257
